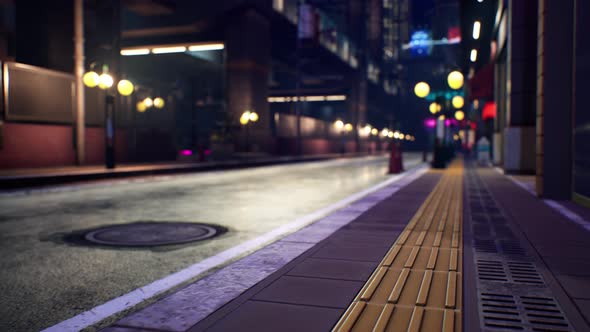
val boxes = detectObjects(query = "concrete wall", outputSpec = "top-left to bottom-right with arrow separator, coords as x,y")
0,123 -> 133,169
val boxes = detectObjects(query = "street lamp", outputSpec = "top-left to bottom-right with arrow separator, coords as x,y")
154,97 -> 165,109
414,82 -> 430,98
429,102 -> 441,114
447,71 -> 464,90
454,110 -> 465,121
143,97 -> 154,108
83,65 -> 135,169
240,110 -> 258,151
452,95 -> 464,109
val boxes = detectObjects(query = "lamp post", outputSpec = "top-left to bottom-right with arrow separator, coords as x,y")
334,120 -> 345,154
83,65 -> 134,169
240,110 -> 259,152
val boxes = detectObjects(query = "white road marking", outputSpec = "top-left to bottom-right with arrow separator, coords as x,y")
42,163 -> 429,332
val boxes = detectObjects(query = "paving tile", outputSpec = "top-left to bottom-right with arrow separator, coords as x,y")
326,233 -> 396,246
574,299 -> 590,323
535,245 -> 590,260
557,275 -> 590,299
286,257 -> 378,281
116,241 -> 314,332
100,327 -> 148,332
340,222 -> 404,233
312,242 -> 390,262
205,300 -> 342,332
252,275 -> 364,308
544,257 -> 590,276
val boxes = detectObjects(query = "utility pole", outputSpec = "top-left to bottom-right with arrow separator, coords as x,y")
74,0 -> 85,165
295,0 -> 303,156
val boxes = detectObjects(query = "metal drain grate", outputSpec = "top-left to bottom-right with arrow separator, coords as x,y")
480,293 -> 571,331
475,239 -> 499,253
466,167 -> 574,332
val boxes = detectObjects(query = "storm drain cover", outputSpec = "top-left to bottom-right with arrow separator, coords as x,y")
82,222 -> 222,247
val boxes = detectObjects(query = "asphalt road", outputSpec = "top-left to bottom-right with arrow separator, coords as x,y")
0,154 -> 423,331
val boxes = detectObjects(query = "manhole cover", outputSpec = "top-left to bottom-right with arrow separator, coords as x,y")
82,222 -> 223,247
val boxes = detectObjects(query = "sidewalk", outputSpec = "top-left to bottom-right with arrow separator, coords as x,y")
0,152 -> 380,190
68,159 -> 590,331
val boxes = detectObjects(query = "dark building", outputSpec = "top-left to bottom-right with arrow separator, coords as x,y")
0,0 -> 418,168
461,0 -> 590,205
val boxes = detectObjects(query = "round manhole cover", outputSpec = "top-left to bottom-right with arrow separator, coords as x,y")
83,222 -> 222,247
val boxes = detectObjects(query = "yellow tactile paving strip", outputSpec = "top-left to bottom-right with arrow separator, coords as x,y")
333,161 -> 463,332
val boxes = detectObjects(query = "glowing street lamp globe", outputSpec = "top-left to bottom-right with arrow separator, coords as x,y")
344,123 -> 353,132
454,110 -> 465,121
153,97 -> 165,109
452,95 -> 464,109
334,120 -> 344,129
98,73 -> 114,90
239,115 -> 249,125
414,82 -> 430,98
117,79 -> 134,96
371,128 -> 378,136
143,97 -> 154,108
83,71 -> 100,88
447,71 -> 464,90
429,102 -> 440,114
249,111 -> 259,122
136,101 -> 147,113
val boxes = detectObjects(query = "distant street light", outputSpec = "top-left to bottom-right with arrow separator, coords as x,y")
334,120 -> 344,129
455,110 -> 465,121
240,110 -> 258,151
429,102 -> 441,114
143,97 -> 154,108
414,82 -> 430,98
83,71 -> 99,88
98,73 -> 114,90
117,79 -> 134,96
452,95 -> 464,108
447,71 -> 464,90
344,123 -> 353,132
153,97 -> 165,109
136,102 -> 147,113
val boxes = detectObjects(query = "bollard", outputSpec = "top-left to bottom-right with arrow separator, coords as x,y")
396,141 -> 404,172
388,141 -> 402,174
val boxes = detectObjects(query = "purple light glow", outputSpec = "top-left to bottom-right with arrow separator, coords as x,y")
445,119 -> 451,127
204,149 -> 212,156
181,149 -> 193,156
424,119 -> 436,128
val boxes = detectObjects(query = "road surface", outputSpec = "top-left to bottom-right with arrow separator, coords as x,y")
0,154 -> 423,331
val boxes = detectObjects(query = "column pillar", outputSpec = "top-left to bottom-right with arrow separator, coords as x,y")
225,9 -> 271,153
536,0 -> 574,198
503,0 -> 537,173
